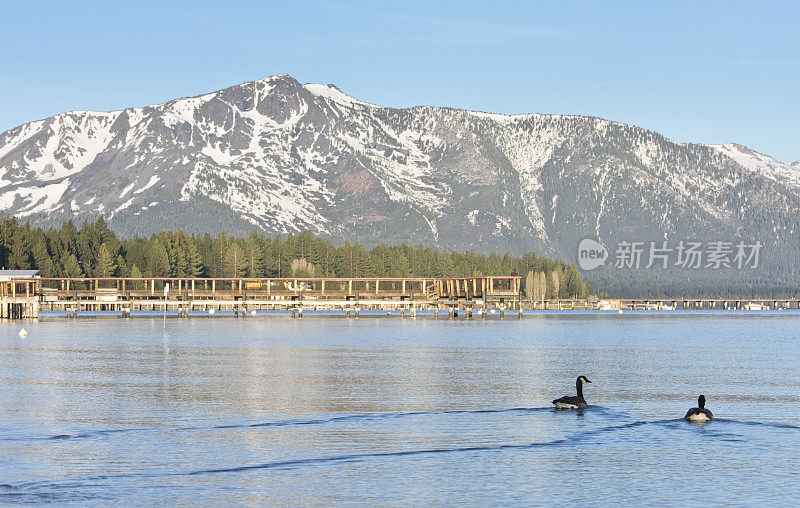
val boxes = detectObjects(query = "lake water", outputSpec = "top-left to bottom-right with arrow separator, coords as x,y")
2,312 -> 800,505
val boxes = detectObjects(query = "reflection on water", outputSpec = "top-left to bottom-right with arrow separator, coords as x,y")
2,313 -> 800,505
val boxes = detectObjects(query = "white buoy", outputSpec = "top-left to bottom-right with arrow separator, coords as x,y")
18,328 -> 27,337
208,308 -> 215,315
250,310 -> 256,316
618,309 -> 623,314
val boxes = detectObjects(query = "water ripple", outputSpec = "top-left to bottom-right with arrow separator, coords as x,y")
717,419 -> 800,430
3,415 -> 794,496
0,482 -> 115,504
4,406 -> 613,442
186,419 -> 669,476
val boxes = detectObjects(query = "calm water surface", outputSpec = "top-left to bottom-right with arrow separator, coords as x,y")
1,312 -> 799,505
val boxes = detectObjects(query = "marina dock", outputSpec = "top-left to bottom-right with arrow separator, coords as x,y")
3,275 -> 800,320
27,276 -> 523,319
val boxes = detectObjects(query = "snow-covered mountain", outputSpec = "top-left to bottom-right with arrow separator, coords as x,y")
2,74 -> 799,290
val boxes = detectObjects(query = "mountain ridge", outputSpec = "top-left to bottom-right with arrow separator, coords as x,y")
2,74 -> 799,292
12,75 -> 795,163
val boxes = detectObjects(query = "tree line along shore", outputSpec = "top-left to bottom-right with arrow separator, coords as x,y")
0,216 -> 593,300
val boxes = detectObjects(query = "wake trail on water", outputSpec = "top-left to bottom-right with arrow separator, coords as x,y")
3,415 -> 795,496
178,417 -> 800,475
6,406 -> 616,442
4,407 -> 796,445
2,418 -> 657,494
716,419 -> 800,430
188,419 -> 667,475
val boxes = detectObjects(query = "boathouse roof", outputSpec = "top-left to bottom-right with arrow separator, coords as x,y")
0,270 -> 40,280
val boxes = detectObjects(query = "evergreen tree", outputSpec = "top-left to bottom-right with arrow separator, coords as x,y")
545,270 -> 556,299
95,243 -> 117,277
372,244 -> 391,276
223,242 -> 245,277
9,231 -> 32,269
273,237 -> 285,277
318,242 -> 335,276
563,265 -> 583,298
146,240 -> 170,277
185,238 -> 204,277
0,215 -> 18,268
94,216 -> 120,254
387,251 -> 409,277
75,221 -> 98,268
170,235 -> 189,277
62,253 -> 83,278
59,219 -> 78,252
195,233 -> 214,276
211,233 -> 228,277
585,279 -> 595,298
245,236 -> 264,277
352,244 -> 372,277
115,254 -> 128,277
129,264 -> 143,289
434,252 -> 455,278
31,237 -> 56,276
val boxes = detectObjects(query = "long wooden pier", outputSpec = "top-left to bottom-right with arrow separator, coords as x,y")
3,275 -> 800,320
18,276 -> 522,319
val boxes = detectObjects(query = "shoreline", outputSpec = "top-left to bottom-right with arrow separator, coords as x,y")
5,308 -> 800,322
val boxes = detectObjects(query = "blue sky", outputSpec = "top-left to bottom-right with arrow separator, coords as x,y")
2,1 -> 798,161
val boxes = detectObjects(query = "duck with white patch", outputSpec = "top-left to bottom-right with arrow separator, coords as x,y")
684,395 -> 714,422
552,376 -> 592,409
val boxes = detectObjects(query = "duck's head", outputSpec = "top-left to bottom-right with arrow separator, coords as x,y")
577,375 -> 592,384
698,394 -> 706,409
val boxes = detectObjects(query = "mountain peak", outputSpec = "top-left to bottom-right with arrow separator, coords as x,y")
254,73 -> 293,83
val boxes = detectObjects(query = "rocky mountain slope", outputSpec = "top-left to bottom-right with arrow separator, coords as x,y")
1,74 -> 799,292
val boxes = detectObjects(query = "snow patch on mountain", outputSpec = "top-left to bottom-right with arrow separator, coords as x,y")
337,120 -> 446,215
201,145 -> 236,166
0,179 -> 71,217
491,116 -> 564,241
303,83 -> 375,108
633,137 -> 660,168
0,120 -> 46,160
119,181 -> 136,199
0,112 -> 118,186
134,175 -> 160,195
114,197 -> 135,214
160,93 -> 216,127
467,111 -> 537,124
711,144 -> 800,190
